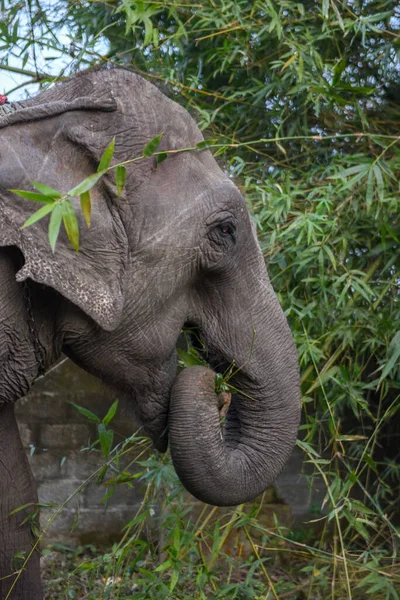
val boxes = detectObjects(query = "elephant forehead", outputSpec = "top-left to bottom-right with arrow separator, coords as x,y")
146,162 -> 245,217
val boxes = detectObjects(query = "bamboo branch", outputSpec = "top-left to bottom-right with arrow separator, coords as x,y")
6,79 -> 38,96
0,63 -> 51,80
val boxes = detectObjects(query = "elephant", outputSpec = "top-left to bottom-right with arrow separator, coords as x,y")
0,68 -> 300,599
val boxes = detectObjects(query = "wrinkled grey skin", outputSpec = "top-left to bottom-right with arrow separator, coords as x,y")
0,69 -> 300,599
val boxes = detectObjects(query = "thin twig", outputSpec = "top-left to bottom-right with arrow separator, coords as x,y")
0,63 -> 50,80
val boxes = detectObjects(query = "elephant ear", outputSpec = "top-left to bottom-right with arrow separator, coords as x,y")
0,87 -> 142,332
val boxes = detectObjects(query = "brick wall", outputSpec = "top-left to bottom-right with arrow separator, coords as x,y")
15,359 -> 147,545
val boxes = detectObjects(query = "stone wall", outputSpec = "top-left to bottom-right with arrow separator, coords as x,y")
15,359 -> 147,545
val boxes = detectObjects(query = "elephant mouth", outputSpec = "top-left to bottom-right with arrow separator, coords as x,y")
120,386 -> 170,453
148,421 -> 169,453
183,325 -> 230,373
141,330 -> 226,454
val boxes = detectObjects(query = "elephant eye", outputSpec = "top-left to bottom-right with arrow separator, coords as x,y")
216,222 -> 236,237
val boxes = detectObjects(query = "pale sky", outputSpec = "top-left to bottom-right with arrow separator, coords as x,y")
0,4 -> 106,101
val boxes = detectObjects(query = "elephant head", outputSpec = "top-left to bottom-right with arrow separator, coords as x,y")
0,69 -> 300,507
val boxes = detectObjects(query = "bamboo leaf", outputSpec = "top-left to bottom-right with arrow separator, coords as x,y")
62,199 -> 79,251
297,440 -> 320,458
173,523 -> 181,552
341,164 -> 369,178
98,423 -> 114,458
170,568 -> 179,592
31,181 -> 62,198
332,58 -> 346,86
153,27 -> 159,48
115,165 -> 127,197
9,503 -> 34,516
103,400 -> 119,426
69,402 -> 100,423
154,560 -> 173,572
97,137 -> 115,172
331,2 -> 345,31
10,189 -> 55,204
196,139 -> 217,151
21,202 -> 55,229
323,245 -> 337,270
143,16 -> 153,47
67,173 -> 103,197
281,53 -> 297,72
363,10 -> 393,22
383,221 -> 400,243
214,146 -> 228,156
373,164 -> 384,201
156,151 -> 168,164
366,168 -> 374,210
73,563 -> 98,574
354,519 -> 370,541
143,132 -> 163,157
379,331 -> 400,382
80,191 -> 91,228
48,203 -> 63,252
298,52 -> 304,82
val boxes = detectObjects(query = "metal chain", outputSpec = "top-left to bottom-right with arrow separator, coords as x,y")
0,99 -> 16,117
23,281 -> 47,377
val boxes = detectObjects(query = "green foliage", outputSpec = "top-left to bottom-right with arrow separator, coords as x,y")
142,132 -> 164,157
116,165 -> 127,197
39,426 -> 400,599
69,399 -> 120,458
97,137 -> 115,173
80,191 -> 91,229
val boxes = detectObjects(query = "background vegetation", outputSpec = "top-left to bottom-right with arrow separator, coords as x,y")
1,0 -> 399,598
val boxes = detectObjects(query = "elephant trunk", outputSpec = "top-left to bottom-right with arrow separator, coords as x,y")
169,288 -> 300,506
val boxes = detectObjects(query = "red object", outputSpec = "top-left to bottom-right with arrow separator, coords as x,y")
0,95 -> 8,105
